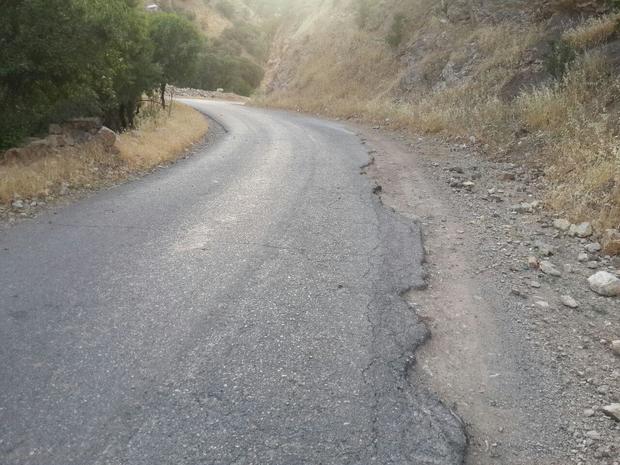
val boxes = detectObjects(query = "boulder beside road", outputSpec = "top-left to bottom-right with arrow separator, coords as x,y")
588,271 -> 620,297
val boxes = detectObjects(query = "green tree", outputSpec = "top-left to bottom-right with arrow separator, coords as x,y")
0,0 -> 99,147
148,13 -> 204,107
0,0 -> 160,147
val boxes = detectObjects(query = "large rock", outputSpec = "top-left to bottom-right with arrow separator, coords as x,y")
63,117 -> 102,134
601,229 -> 620,256
611,340 -> 620,356
45,134 -> 68,148
553,218 -> 571,231
587,271 -> 620,297
569,222 -> 593,238
95,126 -> 118,150
601,403 -> 620,422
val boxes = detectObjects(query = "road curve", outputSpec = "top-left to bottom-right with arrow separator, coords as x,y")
0,100 -> 465,464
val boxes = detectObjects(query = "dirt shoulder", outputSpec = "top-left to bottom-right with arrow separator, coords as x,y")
356,125 -> 619,465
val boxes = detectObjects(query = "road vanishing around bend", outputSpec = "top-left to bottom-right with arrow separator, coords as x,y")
0,100 -> 465,465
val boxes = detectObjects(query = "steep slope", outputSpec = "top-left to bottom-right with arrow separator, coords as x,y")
261,0 -> 620,231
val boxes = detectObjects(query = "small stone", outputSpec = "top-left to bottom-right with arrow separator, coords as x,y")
569,222 -> 593,238
601,403 -> 620,421
585,242 -> 602,253
540,260 -> 561,277
462,181 -> 475,189
610,340 -> 620,356
586,260 -> 600,269
601,229 -> 620,256
560,295 -> 579,308
530,280 -> 541,288
535,240 -> 554,256
553,218 -> 571,231
535,300 -> 550,310
588,271 -> 620,296
59,182 -> 70,196
527,256 -> 539,269
577,252 -> 589,262
596,385 -> 609,395
585,430 -> 601,440
583,408 -> 595,417
511,288 -> 526,298
11,199 -> 24,209
513,202 -> 533,213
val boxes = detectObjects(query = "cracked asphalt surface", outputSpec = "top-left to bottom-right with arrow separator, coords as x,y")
0,100 -> 465,465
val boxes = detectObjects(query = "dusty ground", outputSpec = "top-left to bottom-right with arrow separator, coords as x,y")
357,125 -> 619,465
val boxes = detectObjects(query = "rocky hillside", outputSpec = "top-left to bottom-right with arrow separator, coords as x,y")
260,0 -> 620,232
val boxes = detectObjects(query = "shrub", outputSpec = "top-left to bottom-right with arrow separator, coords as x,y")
386,13 -> 406,49
545,40 -> 577,79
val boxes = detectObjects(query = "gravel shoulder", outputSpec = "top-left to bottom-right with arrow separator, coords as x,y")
356,125 -> 620,465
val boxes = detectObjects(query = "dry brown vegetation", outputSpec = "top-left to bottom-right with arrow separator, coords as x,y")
259,1 -> 620,230
0,103 -> 208,205
563,12 -> 620,49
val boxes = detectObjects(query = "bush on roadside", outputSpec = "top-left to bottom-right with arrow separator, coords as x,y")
386,14 -> 406,49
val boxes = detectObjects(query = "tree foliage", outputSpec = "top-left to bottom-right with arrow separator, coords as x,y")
0,0 -> 268,150
148,13 -> 204,107
0,0 -> 162,148
192,50 -> 264,96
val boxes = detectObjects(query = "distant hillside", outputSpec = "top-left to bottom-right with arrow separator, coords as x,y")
140,0 -> 278,94
261,0 -> 620,230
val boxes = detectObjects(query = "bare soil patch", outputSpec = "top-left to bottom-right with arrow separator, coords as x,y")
356,124 -> 619,465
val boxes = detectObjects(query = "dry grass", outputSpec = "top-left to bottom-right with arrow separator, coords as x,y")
117,102 -> 209,170
519,54 -> 620,229
260,4 -> 620,229
563,12 -> 620,49
0,103 -> 208,205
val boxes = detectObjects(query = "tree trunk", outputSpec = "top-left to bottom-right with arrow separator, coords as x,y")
160,83 -> 166,109
119,103 -> 128,129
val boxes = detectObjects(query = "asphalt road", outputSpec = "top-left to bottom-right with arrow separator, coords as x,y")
0,100 -> 465,465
